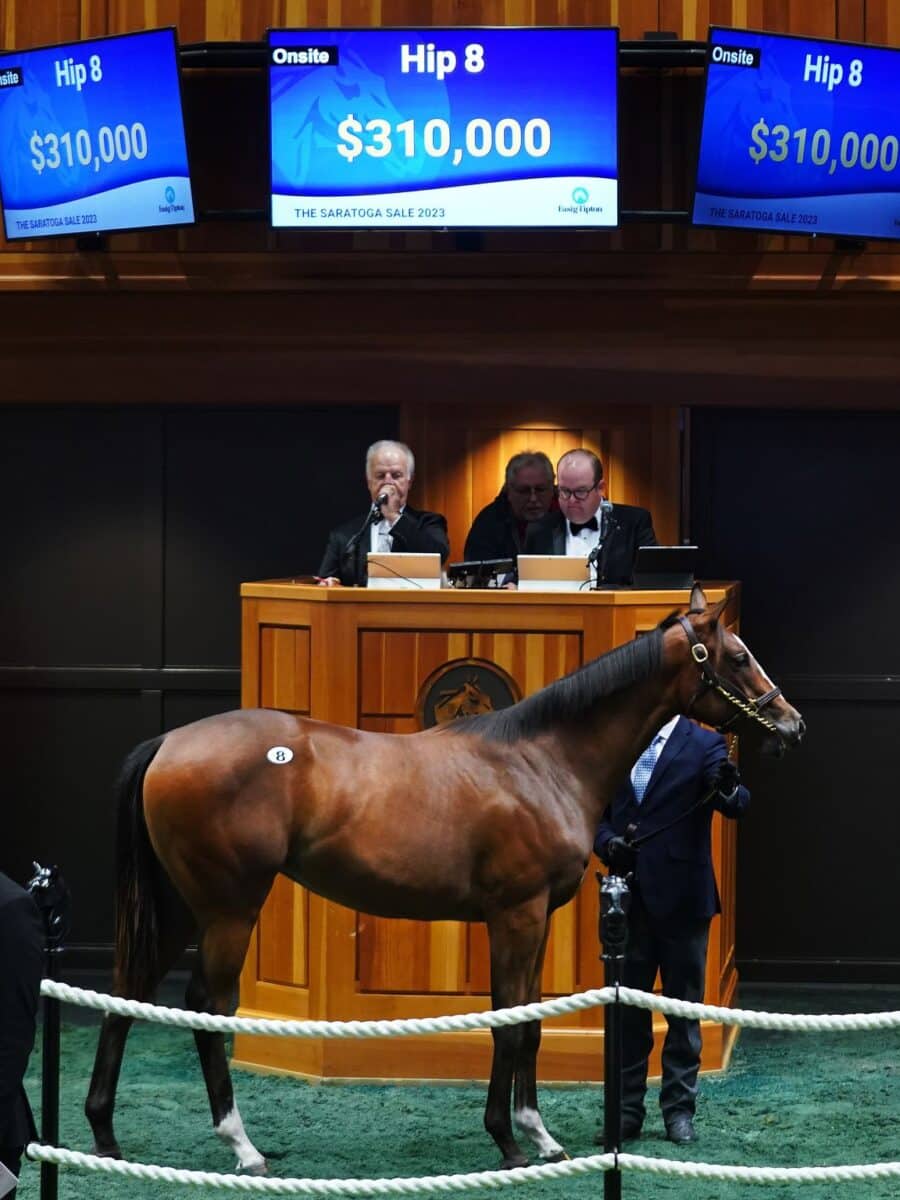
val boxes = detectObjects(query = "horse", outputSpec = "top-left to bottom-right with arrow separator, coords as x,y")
85,585 -> 804,1173
434,676 -> 495,723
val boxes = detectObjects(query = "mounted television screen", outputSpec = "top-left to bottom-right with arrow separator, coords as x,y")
267,27 -> 618,229
692,27 -> 900,241
0,27 -> 194,240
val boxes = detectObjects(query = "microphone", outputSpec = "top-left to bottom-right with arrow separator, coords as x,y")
371,491 -> 390,512
589,502 -> 617,586
599,498 -> 613,540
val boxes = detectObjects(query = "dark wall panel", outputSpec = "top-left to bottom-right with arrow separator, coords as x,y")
690,408 -> 900,981
164,407 -> 396,666
1,407 -> 161,666
163,692 -> 240,731
2,689 -> 152,950
690,409 -> 900,676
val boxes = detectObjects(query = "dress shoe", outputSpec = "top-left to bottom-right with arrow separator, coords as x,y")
665,1114 -> 696,1145
621,1117 -> 643,1142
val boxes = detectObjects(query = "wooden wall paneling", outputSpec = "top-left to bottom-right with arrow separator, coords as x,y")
358,914 -> 467,992
1,1 -> 80,51
358,914 -> 433,992
837,0 -> 865,41
402,403 -> 682,565
241,599 -> 262,707
359,631 -> 470,715
358,716 -> 420,731
664,0 -> 841,39
258,874 -> 309,985
259,626 -> 311,711
611,0 -> 661,40
864,0 -> 900,43
466,921 -> 491,992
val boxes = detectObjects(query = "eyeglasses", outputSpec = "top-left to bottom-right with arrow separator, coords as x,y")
558,485 -> 598,501
511,484 -> 551,496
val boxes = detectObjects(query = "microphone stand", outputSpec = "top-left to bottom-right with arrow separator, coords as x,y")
342,502 -> 383,582
588,513 -> 619,589
597,519 -> 619,585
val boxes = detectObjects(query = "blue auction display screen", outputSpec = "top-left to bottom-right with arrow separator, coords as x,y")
268,27 -> 618,229
693,27 -> 900,240
0,28 -> 194,240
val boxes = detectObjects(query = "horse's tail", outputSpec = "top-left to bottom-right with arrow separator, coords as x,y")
113,734 -> 166,999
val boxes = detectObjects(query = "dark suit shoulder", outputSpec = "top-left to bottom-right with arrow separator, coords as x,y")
683,719 -> 726,751
611,502 -> 652,522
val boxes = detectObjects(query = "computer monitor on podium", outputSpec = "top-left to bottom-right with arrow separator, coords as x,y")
631,546 -> 697,590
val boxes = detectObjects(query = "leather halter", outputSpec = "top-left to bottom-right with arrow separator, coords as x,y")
676,615 -> 783,735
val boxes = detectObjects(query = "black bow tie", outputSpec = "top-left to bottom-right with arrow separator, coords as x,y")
569,517 -> 599,535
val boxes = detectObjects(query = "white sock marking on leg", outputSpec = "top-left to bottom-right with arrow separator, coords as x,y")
515,1105 -> 564,1158
215,1102 -> 267,1173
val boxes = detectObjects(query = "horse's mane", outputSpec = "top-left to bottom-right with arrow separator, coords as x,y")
456,623 -> 671,745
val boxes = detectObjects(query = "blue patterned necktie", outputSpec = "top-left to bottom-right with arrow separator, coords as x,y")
632,734 -> 663,804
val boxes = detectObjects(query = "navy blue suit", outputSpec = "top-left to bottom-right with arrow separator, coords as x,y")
594,717 -> 749,1131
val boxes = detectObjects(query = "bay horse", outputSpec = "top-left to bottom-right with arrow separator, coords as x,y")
85,586 -> 803,1172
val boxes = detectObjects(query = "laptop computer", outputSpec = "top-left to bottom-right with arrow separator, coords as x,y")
366,552 -> 442,590
631,546 -> 698,590
517,555 -> 590,593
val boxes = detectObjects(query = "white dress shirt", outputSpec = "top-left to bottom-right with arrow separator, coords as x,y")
370,507 -> 405,554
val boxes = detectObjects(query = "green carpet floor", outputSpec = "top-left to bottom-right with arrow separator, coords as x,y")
17,985 -> 900,1200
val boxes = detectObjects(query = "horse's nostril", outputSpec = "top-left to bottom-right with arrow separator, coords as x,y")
797,719 -> 807,740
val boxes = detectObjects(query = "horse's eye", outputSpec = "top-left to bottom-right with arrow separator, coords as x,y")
733,653 -> 750,668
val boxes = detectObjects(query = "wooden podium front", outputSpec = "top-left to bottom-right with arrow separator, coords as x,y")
234,581 -> 741,1082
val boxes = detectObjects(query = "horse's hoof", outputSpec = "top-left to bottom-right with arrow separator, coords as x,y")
540,1150 -> 569,1163
238,1158 -> 268,1177
500,1154 -> 530,1170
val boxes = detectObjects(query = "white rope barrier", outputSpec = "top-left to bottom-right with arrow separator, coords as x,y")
617,987 -> 900,1032
27,1144 -> 613,1193
38,980 -> 615,1036
33,979 -> 900,1192
26,1144 -> 900,1190
41,978 -> 900,1034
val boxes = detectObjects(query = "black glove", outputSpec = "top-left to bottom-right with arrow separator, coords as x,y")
713,759 -> 741,800
605,835 -> 637,876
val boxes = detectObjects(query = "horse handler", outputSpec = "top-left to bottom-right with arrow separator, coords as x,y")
594,715 -> 749,1146
0,870 -> 43,1198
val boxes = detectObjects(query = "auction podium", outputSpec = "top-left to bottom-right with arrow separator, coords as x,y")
234,581 -> 741,1082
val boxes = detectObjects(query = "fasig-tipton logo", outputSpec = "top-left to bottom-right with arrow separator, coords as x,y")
710,42 -> 761,68
0,65 -> 23,88
270,45 -> 339,67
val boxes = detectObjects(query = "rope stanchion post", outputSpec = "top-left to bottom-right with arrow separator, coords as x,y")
27,864 -> 72,1200
599,871 -> 631,1200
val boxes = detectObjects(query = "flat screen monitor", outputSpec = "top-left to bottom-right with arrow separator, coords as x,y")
0,27 -> 195,240
692,27 -> 900,241
631,546 -> 697,590
267,26 -> 618,229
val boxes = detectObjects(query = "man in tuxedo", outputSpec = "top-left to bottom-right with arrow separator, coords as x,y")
0,871 -> 43,1195
317,440 -> 449,587
463,450 -> 555,565
523,449 -> 656,585
594,717 -> 749,1146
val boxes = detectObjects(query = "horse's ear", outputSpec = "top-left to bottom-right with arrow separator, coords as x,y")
689,583 -> 708,613
710,596 -> 728,623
